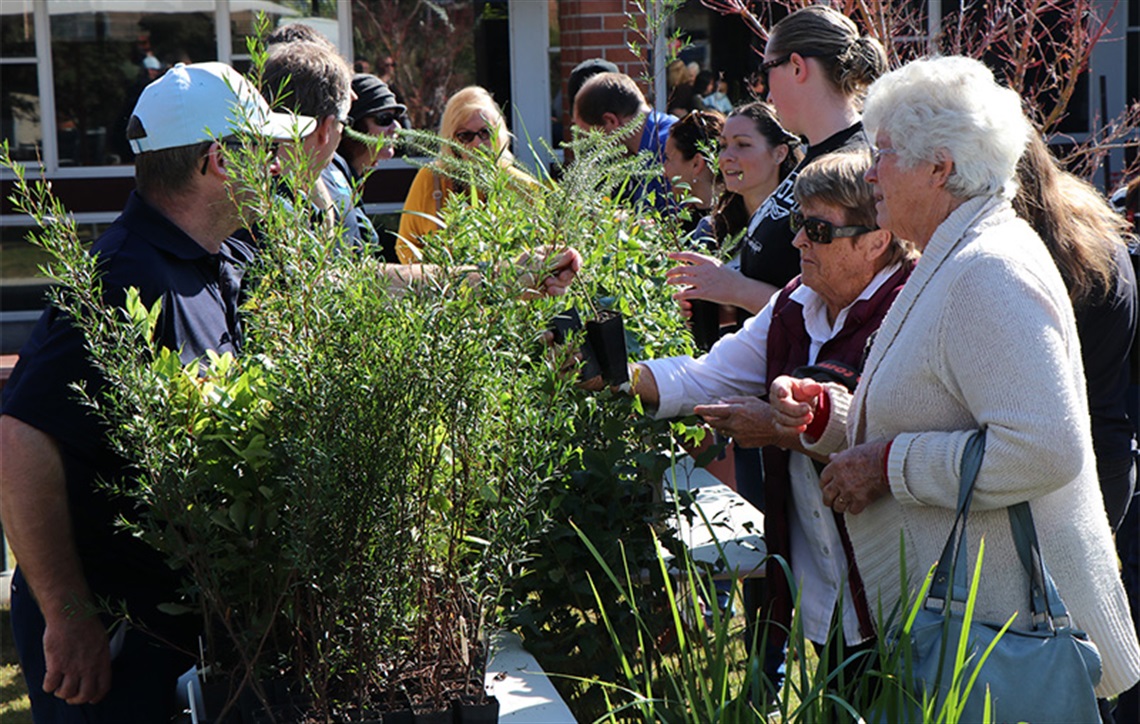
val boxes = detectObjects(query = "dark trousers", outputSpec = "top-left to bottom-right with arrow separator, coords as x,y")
1100,453 -> 1137,532
11,567 -> 193,724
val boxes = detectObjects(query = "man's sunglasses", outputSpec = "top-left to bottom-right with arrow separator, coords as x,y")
790,211 -> 874,244
345,112 -> 399,129
455,127 -> 491,144
373,112 -> 399,127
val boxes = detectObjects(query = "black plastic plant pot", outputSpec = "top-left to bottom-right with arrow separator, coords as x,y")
200,677 -> 304,723
452,695 -> 500,723
689,299 -> 721,352
549,307 -> 601,381
410,709 -> 452,724
585,309 -> 629,386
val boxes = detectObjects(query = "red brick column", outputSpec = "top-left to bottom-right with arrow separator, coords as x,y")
558,0 -> 653,140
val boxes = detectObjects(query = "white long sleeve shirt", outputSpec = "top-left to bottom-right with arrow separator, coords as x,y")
643,263 -> 901,644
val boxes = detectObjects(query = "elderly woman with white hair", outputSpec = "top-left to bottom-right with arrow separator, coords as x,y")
770,55 -> 1140,700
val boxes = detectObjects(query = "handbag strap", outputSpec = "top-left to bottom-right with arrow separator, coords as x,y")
925,429 -> 1069,631
1007,502 -> 1070,630
928,430 -> 985,606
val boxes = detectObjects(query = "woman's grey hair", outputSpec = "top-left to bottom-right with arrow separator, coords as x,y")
863,56 -> 1031,199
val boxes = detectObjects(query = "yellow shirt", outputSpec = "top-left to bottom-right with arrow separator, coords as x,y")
395,163 -> 539,264
396,166 -> 452,263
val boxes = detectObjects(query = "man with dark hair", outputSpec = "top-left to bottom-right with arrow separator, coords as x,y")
261,40 -> 353,229
265,21 -> 336,50
572,71 -> 677,213
0,62 -> 312,722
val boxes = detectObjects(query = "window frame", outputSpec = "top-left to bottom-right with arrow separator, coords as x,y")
1,0 -> 355,180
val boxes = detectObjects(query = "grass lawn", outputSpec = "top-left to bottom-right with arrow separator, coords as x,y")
0,608 -> 32,723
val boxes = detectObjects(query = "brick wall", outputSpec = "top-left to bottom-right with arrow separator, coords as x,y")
558,0 -> 653,139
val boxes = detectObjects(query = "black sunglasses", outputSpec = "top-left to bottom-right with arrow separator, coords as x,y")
758,50 -> 821,86
790,211 -> 874,244
455,127 -> 492,144
350,112 -> 399,128
373,112 -> 399,127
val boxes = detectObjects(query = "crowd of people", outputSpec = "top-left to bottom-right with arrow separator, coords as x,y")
2,6 -> 1139,722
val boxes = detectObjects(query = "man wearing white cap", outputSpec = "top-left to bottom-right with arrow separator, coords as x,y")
0,62 -> 312,722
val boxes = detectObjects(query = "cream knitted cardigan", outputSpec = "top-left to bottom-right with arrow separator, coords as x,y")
805,194 -> 1140,697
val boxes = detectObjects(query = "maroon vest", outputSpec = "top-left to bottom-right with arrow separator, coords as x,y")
760,261 -> 913,646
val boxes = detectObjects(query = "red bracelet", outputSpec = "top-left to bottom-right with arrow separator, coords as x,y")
803,389 -> 830,440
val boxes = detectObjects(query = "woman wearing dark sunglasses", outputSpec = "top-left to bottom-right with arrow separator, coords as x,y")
397,86 -> 535,262
610,152 -> 915,701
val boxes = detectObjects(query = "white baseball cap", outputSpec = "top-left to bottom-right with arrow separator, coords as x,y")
128,62 -> 315,154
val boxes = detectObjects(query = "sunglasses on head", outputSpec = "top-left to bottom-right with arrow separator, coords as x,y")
790,211 -> 874,244
455,127 -> 492,144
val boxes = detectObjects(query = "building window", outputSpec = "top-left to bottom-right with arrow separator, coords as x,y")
1,5 -> 40,162
2,0 -> 333,171
51,4 -> 219,167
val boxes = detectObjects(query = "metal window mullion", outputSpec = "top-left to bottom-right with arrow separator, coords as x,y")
34,0 -> 58,171
653,0 -> 666,113
338,0 -> 353,63
927,0 -> 942,43
216,0 -> 233,64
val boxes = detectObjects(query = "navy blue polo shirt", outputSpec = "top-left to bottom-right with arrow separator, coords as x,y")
2,191 -> 254,646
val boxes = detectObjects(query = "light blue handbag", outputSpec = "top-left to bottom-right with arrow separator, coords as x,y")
895,430 -> 1102,723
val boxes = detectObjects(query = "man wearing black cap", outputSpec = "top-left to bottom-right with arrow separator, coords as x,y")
325,73 -> 406,256
567,57 -> 620,111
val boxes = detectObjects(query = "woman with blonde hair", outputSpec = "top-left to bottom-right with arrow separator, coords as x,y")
397,85 -> 534,262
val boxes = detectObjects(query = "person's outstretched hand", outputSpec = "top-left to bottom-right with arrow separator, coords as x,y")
694,396 -> 784,448
665,251 -> 747,308
769,375 -> 824,436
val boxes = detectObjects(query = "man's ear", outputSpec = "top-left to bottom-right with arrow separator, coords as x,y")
202,141 -> 226,178
601,112 -> 622,133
